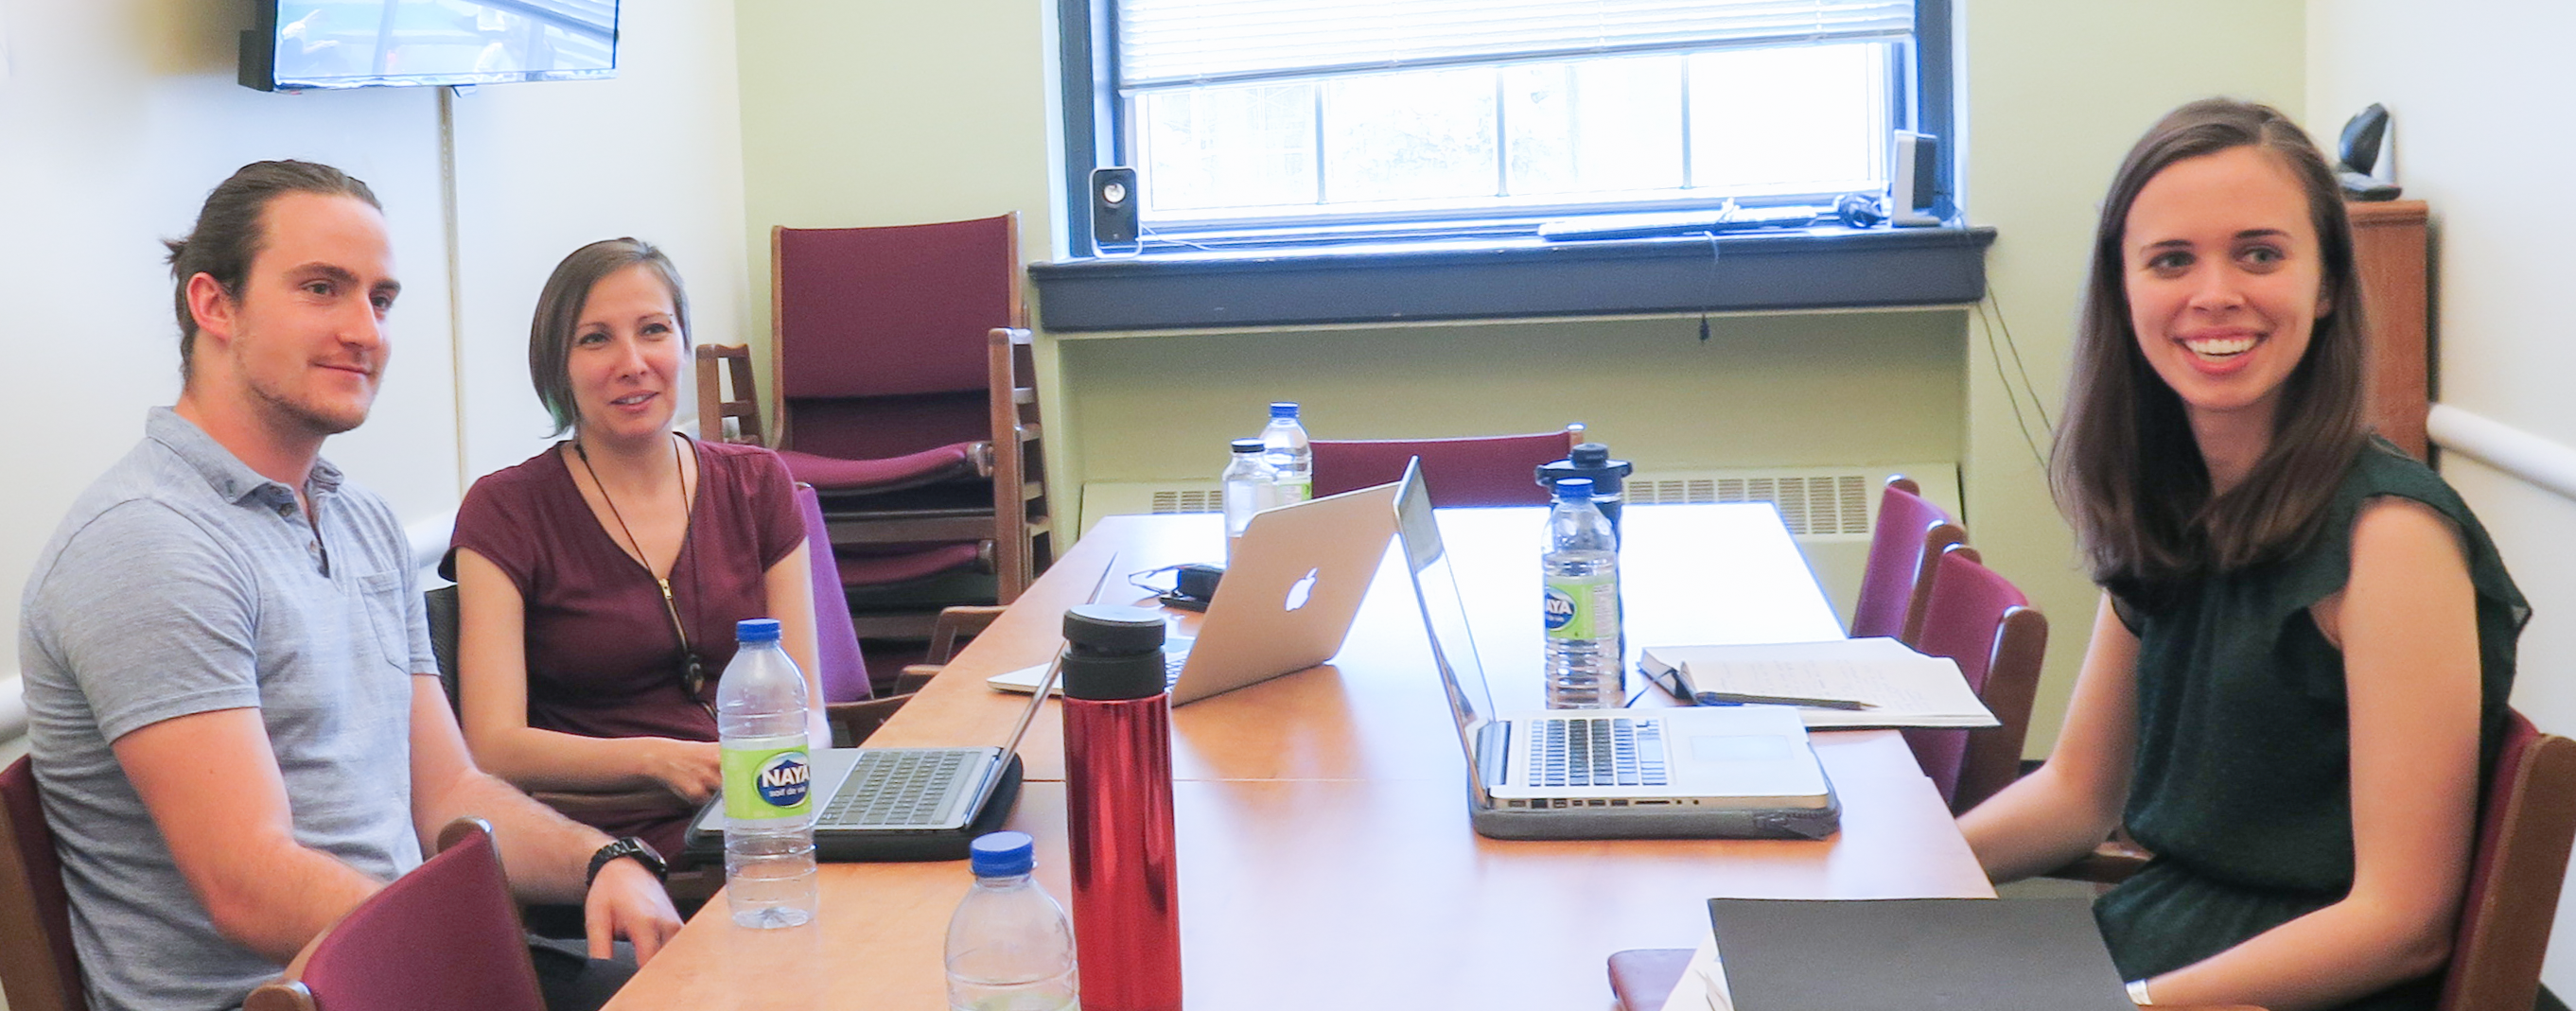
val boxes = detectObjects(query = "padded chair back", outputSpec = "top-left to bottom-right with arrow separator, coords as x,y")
773,216 -> 1019,462
1311,428 -> 1578,506
2439,711 -> 2576,1011
425,584 -> 463,713
796,483 -> 874,703
0,756 -> 86,1011
1901,544 -> 2048,812
1851,477 -> 1961,645
245,819 -> 542,1011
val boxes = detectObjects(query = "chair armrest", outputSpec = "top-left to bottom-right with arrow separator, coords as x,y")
894,666 -> 942,695
2042,839 -> 2154,885
927,605 -> 1009,664
826,695 -> 915,748
531,787 -> 692,816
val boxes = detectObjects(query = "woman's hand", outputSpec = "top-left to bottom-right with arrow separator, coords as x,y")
639,739 -> 723,804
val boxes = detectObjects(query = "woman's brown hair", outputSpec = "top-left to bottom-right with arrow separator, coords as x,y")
2049,98 -> 2371,604
528,238 -> 692,438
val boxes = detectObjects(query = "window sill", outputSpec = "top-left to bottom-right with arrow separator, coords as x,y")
1028,225 -> 1996,332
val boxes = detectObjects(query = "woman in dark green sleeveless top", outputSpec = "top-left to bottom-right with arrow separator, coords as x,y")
1957,99 -> 2528,1011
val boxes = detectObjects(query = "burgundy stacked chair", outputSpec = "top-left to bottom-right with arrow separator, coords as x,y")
1850,475 -> 1962,646
1901,543 -> 2048,813
0,756 -> 86,1011
1310,427 -> 1582,507
766,215 -> 1025,629
244,819 -> 542,1011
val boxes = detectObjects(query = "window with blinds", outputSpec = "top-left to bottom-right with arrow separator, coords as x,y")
1111,0 -> 1918,232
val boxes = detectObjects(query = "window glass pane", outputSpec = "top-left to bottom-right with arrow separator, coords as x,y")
1141,82 -> 1319,213
1321,67 -> 1498,203
1689,43 -> 1886,193
1505,56 -> 1685,197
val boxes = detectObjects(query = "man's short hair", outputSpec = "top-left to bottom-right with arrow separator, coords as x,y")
165,161 -> 381,380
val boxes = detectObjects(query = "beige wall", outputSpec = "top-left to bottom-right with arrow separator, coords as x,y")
0,1 -> 750,684
2309,0 -> 2576,989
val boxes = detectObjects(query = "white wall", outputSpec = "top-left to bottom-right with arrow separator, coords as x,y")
0,0 -> 454,685
2307,0 -> 2576,992
0,1 -> 747,689
447,2 -> 749,479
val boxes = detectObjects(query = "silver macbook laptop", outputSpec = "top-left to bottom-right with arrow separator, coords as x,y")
987,479 -> 1401,706
686,558 -> 1116,862
1391,461 -> 1842,840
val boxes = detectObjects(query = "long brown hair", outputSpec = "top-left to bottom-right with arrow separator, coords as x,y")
2050,98 -> 2370,603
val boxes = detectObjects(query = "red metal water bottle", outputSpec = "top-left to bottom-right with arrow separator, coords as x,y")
1059,604 -> 1182,1011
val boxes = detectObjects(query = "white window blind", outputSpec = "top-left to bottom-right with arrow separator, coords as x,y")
1118,0 -> 1913,90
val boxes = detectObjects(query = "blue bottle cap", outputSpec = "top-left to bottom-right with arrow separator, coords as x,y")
736,618 -> 782,643
1552,478 -> 1596,501
1270,402 -> 1299,418
1232,439 -> 1264,454
969,830 -> 1036,877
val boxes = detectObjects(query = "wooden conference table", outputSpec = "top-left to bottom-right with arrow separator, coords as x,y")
605,504 -> 1992,1011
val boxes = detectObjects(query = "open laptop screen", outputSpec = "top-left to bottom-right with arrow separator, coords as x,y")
1395,462 -> 1497,754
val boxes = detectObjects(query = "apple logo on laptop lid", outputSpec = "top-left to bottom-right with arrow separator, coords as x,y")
1284,568 -> 1320,611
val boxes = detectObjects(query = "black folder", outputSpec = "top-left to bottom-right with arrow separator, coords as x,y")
1705,897 -> 2134,1011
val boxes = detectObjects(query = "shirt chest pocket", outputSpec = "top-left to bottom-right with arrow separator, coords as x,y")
357,570 -> 415,675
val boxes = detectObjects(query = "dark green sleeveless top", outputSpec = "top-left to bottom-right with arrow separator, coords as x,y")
2095,440 -> 2527,1011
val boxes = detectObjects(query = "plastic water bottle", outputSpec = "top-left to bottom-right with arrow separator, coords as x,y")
717,618 -> 817,928
1260,402 -> 1313,503
1542,478 -> 1622,708
1221,438 -> 1280,565
945,831 -> 1079,1011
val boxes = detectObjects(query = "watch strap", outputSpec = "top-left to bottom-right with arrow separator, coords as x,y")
587,836 -> 668,889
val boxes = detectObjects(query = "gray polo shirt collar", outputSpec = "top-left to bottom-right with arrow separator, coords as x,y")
144,406 -> 344,513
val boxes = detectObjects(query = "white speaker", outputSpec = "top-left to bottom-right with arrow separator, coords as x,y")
1888,131 -> 1941,228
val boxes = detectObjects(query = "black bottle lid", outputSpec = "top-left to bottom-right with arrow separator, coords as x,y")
1060,604 -> 1168,701
1536,442 -> 1633,497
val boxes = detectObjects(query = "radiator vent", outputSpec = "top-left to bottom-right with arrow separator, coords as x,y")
1082,463 -> 1958,543
1627,474 -> 1872,537
1148,489 -> 1224,514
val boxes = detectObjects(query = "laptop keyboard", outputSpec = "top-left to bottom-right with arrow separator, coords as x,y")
818,750 -> 972,828
1528,716 -> 1669,788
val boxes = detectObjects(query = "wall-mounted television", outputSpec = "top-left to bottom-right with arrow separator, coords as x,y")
240,0 -> 618,92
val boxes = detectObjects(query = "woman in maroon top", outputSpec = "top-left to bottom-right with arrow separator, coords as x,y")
447,238 -> 827,860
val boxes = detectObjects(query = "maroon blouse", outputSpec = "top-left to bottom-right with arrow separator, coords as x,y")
448,437 -> 803,854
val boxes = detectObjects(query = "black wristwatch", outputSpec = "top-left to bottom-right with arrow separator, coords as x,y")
586,836 -> 667,889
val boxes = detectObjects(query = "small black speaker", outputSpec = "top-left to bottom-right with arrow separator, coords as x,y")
1091,166 -> 1139,252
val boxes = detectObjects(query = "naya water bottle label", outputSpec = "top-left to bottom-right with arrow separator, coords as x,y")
1543,575 -> 1620,640
1280,479 -> 1311,503
723,743 -> 814,820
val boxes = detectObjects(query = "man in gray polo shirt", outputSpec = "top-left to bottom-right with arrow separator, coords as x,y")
19,161 -> 682,1011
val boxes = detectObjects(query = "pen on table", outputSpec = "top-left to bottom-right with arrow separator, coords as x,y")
1694,691 -> 1874,711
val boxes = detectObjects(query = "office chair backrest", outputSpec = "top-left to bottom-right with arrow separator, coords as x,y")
244,819 -> 542,1011
1901,544 -> 2047,812
2439,710 -> 2576,1011
1851,476 -> 1960,645
1310,428 -> 1578,507
0,756 -> 86,1011
772,216 -> 1019,462
795,482 -> 873,703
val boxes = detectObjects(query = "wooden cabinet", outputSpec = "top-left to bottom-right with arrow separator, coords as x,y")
2348,200 -> 2430,458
